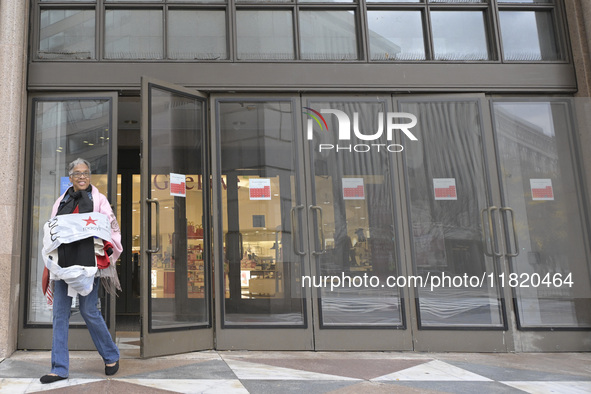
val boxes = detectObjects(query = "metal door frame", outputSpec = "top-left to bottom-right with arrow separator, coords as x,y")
489,96 -> 591,352
210,93 -> 315,350
19,91 -> 118,350
140,77 -> 214,357
394,93 -> 516,352
300,94 -> 414,351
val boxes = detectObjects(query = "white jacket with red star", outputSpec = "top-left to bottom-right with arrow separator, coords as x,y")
42,185 -> 123,301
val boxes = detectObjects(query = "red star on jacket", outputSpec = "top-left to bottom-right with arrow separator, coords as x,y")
83,216 -> 98,226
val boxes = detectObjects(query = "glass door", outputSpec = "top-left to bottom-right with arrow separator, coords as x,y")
396,95 -> 513,351
491,98 -> 591,351
302,96 -> 413,350
20,93 -> 118,350
212,96 -> 314,350
140,78 -> 213,357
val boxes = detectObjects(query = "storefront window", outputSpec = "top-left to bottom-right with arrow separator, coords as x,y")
430,0 -> 484,3
104,10 -> 163,59
498,0 -> 552,3
431,11 -> 489,61
499,11 -> 561,61
236,11 -> 294,60
366,0 -> 420,2
401,99 -> 504,328
33,0 -> 567,63
38,9 -> 95,60
168,10 -> 227,60
367,10 -> 425,61
306,100 -> 404,326
218,100 -> 306,326
300,11 -> 358,60
146,87 -> 209,330
492,100 -> 591,328
298,0 -> 354,3
27,99 -> 111,325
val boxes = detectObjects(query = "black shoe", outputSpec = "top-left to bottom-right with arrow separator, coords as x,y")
105,360 -> 119,376
40,374 -> 67,384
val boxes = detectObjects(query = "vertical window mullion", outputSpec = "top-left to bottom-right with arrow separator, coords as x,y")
424,4 -> 434,60
553,0 -> 568,61
358,0 -> 368,62
229,0 -> 237,61
490,0 -> 504,62
483,3 -> 497,61
98,0 -> 104,60
164,3 -> 168,60
293,3 -> 300,60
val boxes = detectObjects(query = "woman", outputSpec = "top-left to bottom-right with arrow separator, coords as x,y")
40,158 -> 123,384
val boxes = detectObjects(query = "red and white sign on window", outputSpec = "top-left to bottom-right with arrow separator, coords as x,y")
433,178 -> 457,200
170,173 -> 186,197
249,178 -> 271,200
530,179 -> 554,201
342,178 -> 365,200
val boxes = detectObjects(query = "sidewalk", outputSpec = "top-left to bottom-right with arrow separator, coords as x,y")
1,333 -> 590,393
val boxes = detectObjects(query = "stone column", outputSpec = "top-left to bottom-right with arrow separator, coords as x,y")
580,0 -> 591,60
566,0 -> 591,97
0,0 -> 29,357
565,0 -> 591,193
564,1 -> 591,329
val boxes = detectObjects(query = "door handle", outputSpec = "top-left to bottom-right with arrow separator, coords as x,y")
290,205 -> 305,256
309,205 -> 326,256
239,232 -> 244,259
481,206 -> 502,258
480,207 -> 493,257
146,198 -> 160,254
500,207 -> 520,257
488,206 -> 502,257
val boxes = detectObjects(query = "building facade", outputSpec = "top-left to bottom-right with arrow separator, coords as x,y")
1,0 -> 591,357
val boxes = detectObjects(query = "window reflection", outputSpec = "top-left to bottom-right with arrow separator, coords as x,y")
307,100 -> 403,326
218,100 -> 305,326
148,87 -> 208,330
299,0 -> 353,3
498,0 -> 552,3
300,11 -> 358,60
28,99 -> 111,325
499,11 -> 560,61
431,11 -> 489,61
168,11 -> 227,60
39,9 -> 95,59
367,11 -> 425,61
430,0 -> 484,3
236,11 -> 294,60
105,10 -> 163,59
492,101 -> 591,328
401,100 -> 504,327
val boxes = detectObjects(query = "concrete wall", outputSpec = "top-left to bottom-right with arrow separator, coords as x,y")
0,0 -> 29,358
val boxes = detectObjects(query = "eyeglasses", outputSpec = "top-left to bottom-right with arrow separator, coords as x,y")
70,171 -> 91,179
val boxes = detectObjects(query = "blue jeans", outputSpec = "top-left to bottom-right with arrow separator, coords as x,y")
51,278 -> 119,377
